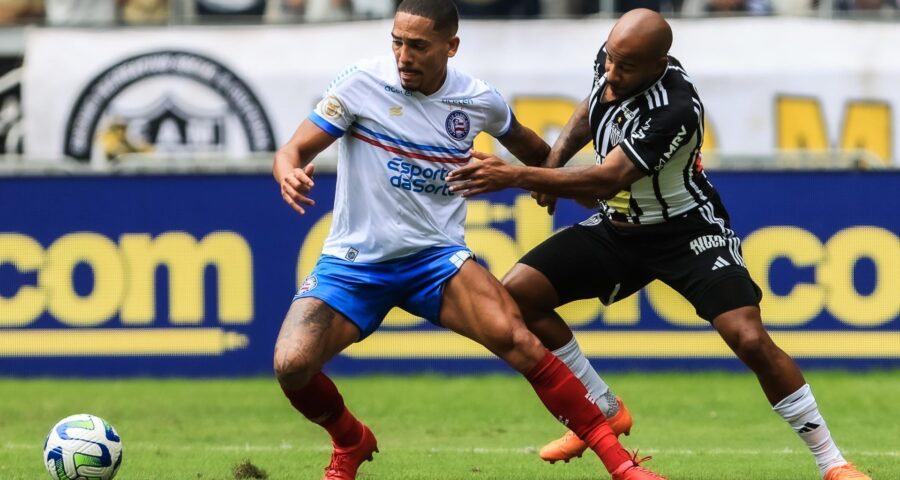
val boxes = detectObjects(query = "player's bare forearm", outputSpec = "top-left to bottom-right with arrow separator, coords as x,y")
544,97 -> 591,169
273,149 -> 301,183
512,165 -> 610,199
515,149 -> 643,199
272,119 -> 335,183
448,160 -> 601,198
272,119 -> 336,214
497,120 -> 551,167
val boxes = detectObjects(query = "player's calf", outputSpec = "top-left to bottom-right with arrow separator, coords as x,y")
525,351 -> 666,477
273,297 -> 372,476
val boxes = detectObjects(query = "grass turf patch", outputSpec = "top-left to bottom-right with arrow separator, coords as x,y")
2,371 -> 897,479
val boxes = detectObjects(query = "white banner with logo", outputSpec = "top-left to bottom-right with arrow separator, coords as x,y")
22,18 -> 900,165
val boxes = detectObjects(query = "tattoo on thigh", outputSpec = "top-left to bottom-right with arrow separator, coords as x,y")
275,301 -> 335,372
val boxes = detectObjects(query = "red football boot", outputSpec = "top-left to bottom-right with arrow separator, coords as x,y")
321,424 -> 378,480
611,452 -> 667,480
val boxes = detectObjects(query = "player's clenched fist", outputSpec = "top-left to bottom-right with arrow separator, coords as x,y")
280,163 -> 316,215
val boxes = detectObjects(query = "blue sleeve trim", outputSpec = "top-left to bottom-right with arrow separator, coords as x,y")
309,111 -> 345,138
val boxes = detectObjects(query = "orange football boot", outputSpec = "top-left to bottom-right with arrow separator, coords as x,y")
322,424 -> 378,480
539,396 -> 633,463
824,463 -> 872,480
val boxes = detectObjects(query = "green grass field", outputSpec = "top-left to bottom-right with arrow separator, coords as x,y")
1,371 -> 897,480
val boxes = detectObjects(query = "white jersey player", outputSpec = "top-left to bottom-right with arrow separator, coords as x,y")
309,55 -> 513,264
295,51 -> 516,336
270,2 -> 668,480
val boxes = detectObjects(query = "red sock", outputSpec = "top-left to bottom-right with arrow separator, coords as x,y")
525,350 -> 633,473
280,372 -> 363,447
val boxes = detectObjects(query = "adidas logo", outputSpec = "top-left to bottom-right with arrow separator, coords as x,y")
795,422 -> 821,434
711,256 -> 731,270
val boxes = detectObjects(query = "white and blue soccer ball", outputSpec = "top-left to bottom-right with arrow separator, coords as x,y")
43,414 -> 123,480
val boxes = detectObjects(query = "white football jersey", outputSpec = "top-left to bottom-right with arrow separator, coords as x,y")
309,56 -> 513,263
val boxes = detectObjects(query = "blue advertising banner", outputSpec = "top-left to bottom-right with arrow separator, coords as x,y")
1,171 -> 898,376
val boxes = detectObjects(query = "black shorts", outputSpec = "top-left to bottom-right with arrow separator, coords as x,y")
519,196 -> 762,322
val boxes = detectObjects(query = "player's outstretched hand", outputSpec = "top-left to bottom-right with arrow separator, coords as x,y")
280,163 -> 316,215
447,151 -> 518,197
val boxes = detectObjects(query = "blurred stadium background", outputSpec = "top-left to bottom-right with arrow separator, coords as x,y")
0,1 -> 898,479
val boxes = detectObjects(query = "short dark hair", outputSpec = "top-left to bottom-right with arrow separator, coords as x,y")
396,0 -> 459,36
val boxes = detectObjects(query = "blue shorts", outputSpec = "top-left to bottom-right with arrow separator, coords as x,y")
293,246 -> 473,339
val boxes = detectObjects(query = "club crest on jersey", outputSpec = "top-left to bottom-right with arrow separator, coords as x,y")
610,122 -> 623,146
445,110 -> 470,140
299,274 -> 318,294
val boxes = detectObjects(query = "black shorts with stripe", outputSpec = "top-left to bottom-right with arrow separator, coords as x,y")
519,193 -> 762,322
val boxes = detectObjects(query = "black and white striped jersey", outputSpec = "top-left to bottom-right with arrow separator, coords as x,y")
588,46 -> 716,224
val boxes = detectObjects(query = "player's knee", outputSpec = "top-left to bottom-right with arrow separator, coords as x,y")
488,325 -> 545,373
273,350 -> 316,389
478,325 -> 515,355
731,330 -> 774,363
481,321 -> 538,359
510,325 -> 544,359
501,274 -> 527,303
501,266 -> 557,313
502,278 -> 536,311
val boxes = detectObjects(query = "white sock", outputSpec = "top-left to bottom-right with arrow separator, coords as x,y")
552,337 -> 619,417
773,384 -> 847,477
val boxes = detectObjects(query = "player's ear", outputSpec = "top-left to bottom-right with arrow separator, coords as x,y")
447,36 -> 460,58
657,55 -> 668,71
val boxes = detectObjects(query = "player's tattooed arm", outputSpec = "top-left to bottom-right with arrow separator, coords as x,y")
544,96 -> 592,169
449,146 -> 642,200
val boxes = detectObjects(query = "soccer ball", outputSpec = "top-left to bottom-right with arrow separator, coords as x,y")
43,414 -> 123,480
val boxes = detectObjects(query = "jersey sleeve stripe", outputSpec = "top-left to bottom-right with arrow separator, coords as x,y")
620,139 -> 651,173
353,122 -> 469,155
309,112 -> 345,138
657,84 -> 669,107
650,87 -> 662,108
